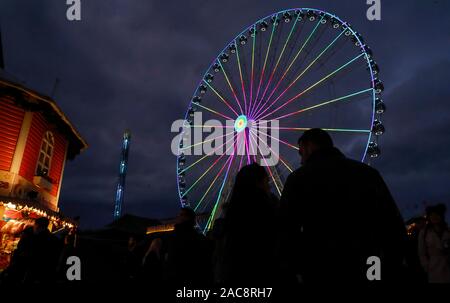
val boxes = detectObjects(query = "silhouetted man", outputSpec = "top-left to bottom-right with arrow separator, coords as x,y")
26,217 -> 61,283
164,208 -> 213,285
280,128 -> 407,283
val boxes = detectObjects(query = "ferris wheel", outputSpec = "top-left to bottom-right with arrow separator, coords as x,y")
176,8 -> 386,232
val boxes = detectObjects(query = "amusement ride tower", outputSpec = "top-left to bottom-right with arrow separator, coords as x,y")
113,130 -> 131,220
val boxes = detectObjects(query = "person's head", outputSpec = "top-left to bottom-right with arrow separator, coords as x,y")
233,163 -> 270,195
21,226 -> 34,239
33,217 -> 49,234
426,204 -> 447,225
176,207 -> 197,227
64,233 -> 73,246
415,217 -> 427,230
298,128 -> 334,164
128,236 -> 137,249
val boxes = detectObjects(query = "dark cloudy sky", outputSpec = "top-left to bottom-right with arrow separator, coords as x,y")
1,0 -> 449,229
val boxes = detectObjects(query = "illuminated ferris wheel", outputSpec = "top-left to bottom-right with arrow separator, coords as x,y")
176,8 -> 386,232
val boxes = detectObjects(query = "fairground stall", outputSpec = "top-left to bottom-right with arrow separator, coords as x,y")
0,199 -> 76,271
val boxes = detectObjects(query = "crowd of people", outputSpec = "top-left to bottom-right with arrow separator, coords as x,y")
124,129 -> 450,285
1,129 -> 449,284
0,217 -> 76,283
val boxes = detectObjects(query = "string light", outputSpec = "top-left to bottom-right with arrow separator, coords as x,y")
0,201 -> 76,230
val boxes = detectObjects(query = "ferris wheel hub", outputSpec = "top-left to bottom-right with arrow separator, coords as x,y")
234,115 -> 248,133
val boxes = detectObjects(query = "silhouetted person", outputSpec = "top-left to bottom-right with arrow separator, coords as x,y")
26,217 -> 61,283
141,238 -> 163,283
418,204 -> 450,283
1,226 -> 34,283
405,217 -> 427,282
210,217 -> 227,284
57,229 -> 78,280
164,207 -> 213,285
280,128 -> 407,283
221,163 -> 280,284
124,236 -> 140,280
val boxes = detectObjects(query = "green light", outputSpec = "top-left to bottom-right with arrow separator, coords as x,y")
234,115 -> 248,133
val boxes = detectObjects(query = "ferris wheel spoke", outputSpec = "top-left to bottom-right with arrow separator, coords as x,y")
195,103 -> 234,120
249,129 -> 258,163
180,130 -> 235,152
203,80 -> 240,116
250,13 -> 279,117
257,52 -> 365,121
189,125 -> 234,128
254,129 -> 299,151
181,141 -> 236,199
205,152 -> 236,232
219,61 -> 244,115
194,153 -> 234,212
179,133 -> 237,175
238,153 -> 244,171
250,16 -> 301,118
248,133 -> 282,196
251,17 -> 323,119
266,165 -> 282,196
254,29 -> 346,120
245,131 -> 252,165
268,88 -> 373,121
249,24 -> 256,119
249,128 -> 293,173
254,125 -> 371,134
235,40 -> 249,114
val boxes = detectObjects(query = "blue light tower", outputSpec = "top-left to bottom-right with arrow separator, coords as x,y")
113,130 -> 131,220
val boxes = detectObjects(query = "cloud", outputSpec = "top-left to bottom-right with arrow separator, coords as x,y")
375,60 -> 450,218
1,0 -> 449,227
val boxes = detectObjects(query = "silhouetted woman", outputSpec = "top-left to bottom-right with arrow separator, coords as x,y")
419,204 -> 450,283
221,163 -> 279,284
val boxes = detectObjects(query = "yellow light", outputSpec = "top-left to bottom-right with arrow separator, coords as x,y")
6,202 -> 17,209
146,224 -> 175,234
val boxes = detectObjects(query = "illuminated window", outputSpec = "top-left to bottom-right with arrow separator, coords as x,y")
36,131 -> 54,176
